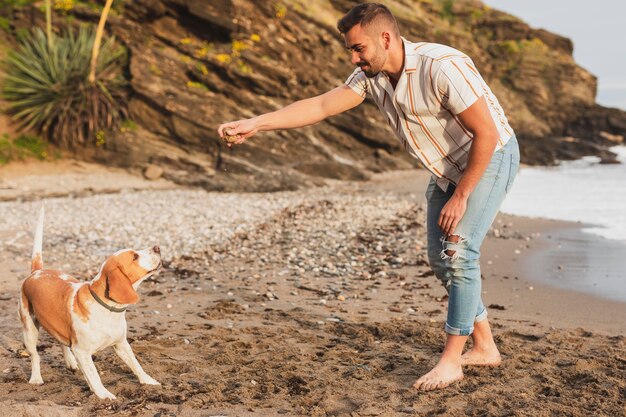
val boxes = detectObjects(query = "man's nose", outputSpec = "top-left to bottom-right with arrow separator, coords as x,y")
350,51 -> 360,65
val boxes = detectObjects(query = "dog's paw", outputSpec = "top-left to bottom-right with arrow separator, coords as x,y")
28,376 -> 44,385
95,390 -> 116,400
64,363 -> 79,371
140,376 -> 161,386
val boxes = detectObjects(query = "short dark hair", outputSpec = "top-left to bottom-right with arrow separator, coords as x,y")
337,3 -> 399,35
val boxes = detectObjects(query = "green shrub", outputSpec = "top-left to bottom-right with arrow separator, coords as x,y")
120,119 -> 137,132
2,26 -> 128,148
435,0 -> 456,23
500,40 -> 521,55
0,0 -> 37,7
0,17 -> 10,32
0,133 -> 50,163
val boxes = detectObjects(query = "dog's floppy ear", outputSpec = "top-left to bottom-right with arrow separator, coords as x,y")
105,264 -> 139,305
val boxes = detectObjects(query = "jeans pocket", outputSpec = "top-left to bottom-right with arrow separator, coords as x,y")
505,152 -> 520,193
425,179 -> 436,201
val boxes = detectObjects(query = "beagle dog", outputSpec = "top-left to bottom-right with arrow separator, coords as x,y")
18,208 -> 162,400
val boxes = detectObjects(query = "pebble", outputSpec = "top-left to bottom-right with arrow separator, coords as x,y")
143,164 -> 164,180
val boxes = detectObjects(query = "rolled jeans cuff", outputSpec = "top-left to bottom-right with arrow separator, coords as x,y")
444,323 -> 473,336
475,306 -> 488,322
444,308 -> 488,336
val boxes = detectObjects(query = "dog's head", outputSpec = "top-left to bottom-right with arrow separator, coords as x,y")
100,246 -> 162,305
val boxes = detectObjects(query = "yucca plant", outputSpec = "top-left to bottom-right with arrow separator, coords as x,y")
2,26 -> 128,148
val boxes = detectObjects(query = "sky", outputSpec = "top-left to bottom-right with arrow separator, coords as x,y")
482,0 -> 626,111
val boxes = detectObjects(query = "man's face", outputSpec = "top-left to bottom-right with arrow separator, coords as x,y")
344,24 -> 387,78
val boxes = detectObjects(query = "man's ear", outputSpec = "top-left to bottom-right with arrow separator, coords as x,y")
382,31 -> 391,49
105,266 -> 139,305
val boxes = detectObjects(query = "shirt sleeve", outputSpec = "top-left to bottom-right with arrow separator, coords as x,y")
344,68 -> 369,98
434,58 -> 484,115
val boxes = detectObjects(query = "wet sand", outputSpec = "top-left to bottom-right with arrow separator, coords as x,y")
0,165 -> 624,416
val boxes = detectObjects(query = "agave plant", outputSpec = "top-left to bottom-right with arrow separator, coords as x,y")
2,26 -> 128,148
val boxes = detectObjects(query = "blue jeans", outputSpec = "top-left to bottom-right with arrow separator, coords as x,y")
426,136 -> 520,336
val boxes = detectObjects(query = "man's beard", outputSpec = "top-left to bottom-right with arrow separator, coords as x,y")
358,51 -> 385,78
361,65 -> 380,78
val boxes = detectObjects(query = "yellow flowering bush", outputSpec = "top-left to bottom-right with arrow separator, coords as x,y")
186,81 -> 208,91
54,0 -> 74,12
95,130 -> 105,147
236,59 -> 252,74
196,63 -> 209,75
194,42 -> 213,58
275,3 -> 287,19
215,53 -> 232,64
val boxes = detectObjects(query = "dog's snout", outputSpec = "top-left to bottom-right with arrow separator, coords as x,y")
153,246 -> 160,254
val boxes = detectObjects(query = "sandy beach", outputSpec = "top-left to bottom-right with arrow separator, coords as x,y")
0,162 -> 624,417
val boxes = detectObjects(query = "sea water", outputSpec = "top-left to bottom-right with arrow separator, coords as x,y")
501,146 -> 626,242
500,145 -> 626,302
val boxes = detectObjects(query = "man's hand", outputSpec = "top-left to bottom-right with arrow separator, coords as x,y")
217,118 -> 259,146
216,85 -> 364,147
438,193 -> 468,236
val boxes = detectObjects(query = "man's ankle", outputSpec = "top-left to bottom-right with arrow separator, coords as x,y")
468,342 -> 497,352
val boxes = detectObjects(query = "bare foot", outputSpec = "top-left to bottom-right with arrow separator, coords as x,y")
461,347 -> 502,366
413,362 -> 463,391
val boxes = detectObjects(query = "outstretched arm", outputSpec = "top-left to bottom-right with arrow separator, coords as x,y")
217,85 -> 364,144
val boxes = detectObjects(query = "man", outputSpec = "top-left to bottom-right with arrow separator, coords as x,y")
218,3 -> 519,391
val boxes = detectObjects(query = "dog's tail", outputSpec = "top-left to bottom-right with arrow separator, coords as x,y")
31,206 -> 44,273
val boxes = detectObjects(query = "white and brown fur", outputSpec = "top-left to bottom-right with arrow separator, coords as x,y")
18,208 -> 162,400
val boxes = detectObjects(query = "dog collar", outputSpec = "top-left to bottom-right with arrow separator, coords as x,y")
89,288 -> 127,313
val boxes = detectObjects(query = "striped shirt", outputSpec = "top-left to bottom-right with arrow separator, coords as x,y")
345,39 -> 514,191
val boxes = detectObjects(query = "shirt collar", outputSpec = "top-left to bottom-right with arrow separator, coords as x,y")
401,37 -> 418,74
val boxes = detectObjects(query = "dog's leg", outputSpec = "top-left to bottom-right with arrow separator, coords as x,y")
18,297 -> 43,385
113,339 -> 160,385
71,347 -> 116,400
62,346 -> 79,371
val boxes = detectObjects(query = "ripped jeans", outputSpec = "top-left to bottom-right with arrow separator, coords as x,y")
426,136 -> 520,336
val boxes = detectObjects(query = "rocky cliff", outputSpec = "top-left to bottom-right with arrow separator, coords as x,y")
6,0 -> 626,191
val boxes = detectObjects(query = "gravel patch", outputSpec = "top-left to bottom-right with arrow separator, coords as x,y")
0,187 -> 420,276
